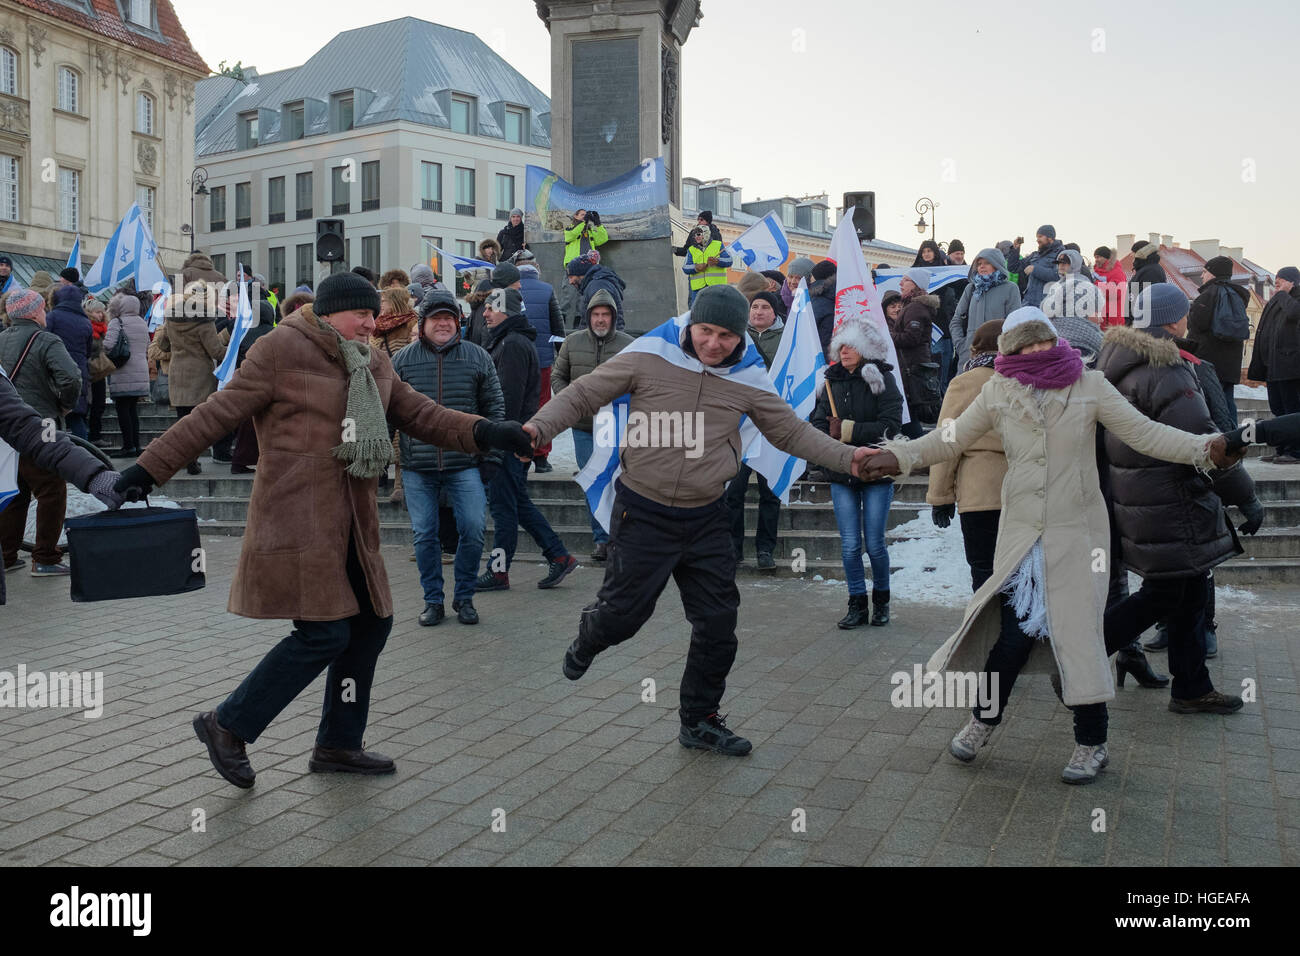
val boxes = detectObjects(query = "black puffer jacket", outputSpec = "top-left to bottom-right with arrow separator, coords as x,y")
1098,324 -> 1240,578
44,286 -> 93,415
391,330 -> 504,473
1187,279 -> 1250,383
1125,257 -> 1167,323
1247,286 -> 1300,382
810,359 -> 903,486
1180,345 -> 1257,511
484,313 -> 541,422
809,276 -> 836,350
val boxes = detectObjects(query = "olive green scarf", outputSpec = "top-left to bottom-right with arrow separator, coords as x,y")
319,315 -> 393,479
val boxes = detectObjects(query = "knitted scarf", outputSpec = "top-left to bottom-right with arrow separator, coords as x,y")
320,317 -> 393,479
970,270 -> 1005,301
994,340 -> 1084,390
374,310 -> 415,334
963,351 -> 998,373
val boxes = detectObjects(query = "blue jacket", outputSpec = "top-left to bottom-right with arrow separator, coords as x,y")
1012,239 -> 1064,308
578,266 -> 627,330
44,286 -> 93,415
518,266 -> 567,368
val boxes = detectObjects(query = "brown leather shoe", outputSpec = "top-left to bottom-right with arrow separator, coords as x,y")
308,746 -> 396,775
192,711 -> 255,789
1169,691 -> 1244,715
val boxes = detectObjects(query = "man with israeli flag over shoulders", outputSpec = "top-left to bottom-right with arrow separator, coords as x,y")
521,284 -> 879,756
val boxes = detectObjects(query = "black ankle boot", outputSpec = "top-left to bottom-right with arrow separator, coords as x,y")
1116,646 -> 1170,688
836,593 -> 869,629
870,589 -> 890,626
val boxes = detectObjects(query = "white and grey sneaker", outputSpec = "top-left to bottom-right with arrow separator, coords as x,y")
949,716 -> 995,762
1061,743 -> 1109,785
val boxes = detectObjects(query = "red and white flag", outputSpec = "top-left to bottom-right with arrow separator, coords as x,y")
827,213 -> 911,425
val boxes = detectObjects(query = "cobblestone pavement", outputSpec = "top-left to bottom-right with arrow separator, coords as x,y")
1,536 -> 1297,866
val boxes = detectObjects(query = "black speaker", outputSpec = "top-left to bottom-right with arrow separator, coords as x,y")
316,219 -> 345,262
843,191 -> 875,241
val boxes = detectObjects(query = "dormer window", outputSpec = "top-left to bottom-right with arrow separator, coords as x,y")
504,106 -> 527,144
126,0 -> 153,28
812,207 -> 826,233
332,92 -> 354,132
450,94 -> 474,135
716,191 -> 732,218
286,102 -> 305,140
239,112 -> 258,149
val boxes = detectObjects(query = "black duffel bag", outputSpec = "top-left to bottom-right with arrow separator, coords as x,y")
65,502 -> 206,602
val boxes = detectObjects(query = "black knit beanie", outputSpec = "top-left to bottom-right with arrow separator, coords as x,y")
314,271 -> 380,317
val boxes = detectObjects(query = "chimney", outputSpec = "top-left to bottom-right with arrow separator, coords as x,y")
1148,232 -> 1161,247
1224,246 -> 1243,263
1116,233 -> 1135,254
1190,239 -> 1221,262
1160,234 -> 1173,247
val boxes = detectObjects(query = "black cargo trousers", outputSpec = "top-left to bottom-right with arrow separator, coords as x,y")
577,481 -> 740,725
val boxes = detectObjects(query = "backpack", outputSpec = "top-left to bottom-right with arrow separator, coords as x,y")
1211,285 -> 1249,342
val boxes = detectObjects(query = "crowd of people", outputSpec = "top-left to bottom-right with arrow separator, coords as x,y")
1,212 -> 1296,789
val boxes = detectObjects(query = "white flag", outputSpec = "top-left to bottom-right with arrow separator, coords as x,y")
726,212 -> 791,273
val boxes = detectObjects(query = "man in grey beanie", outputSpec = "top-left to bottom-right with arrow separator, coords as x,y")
1007,224 -> 1064,308
519,284 -> 878,756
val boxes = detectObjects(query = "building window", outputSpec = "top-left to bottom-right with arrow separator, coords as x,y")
682,182 -> 698,212
331,166 -> 350,215
494,174 -> 515,220
782,202 -> 795,229
295,243 -> 313,286
212,253 -> 226,275
716,191 -> 732,218
362,236 -> 380,275
295,171 -> 312,219
454,167 -> 475,216
57,67 -> 79,113
127,0 -> 153,27
268,176 -> 285,223
268,246 -> 285,294
235,182 -> 251,229
136,92 -> 155,135
287,104 -> 305,140
456,240 -> 476,259
0,156 -> 18,222
450,94 -> 474,135
420,161 -> 442,211
58,168 -> 80,232
136,184 -> 155,230
812,207 -> 826,233
240,114 -> 258,148
504,106 -> 526,144
209,185 -> 226,231
361,161 -> 379,211
421,236 -> 442,280
235,250 -> 252,274
0,48 -> 16,97
334,93 -> 354,132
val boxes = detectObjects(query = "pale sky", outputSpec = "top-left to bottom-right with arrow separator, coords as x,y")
173,0 -> 1300,270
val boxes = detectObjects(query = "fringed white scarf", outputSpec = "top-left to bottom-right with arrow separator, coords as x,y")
1002,539 -> 1051,640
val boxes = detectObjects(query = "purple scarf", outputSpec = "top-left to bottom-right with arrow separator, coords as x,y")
994,340 -> 1084,390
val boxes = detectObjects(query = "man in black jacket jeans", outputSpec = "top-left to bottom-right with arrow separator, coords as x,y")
476,288 -> 577,592
393,290 -> 505,626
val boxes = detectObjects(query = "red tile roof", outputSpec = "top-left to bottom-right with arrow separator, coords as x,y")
1120,245 -> 1267,311
13,0 -> 209,75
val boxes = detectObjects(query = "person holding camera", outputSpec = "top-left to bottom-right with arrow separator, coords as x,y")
563,209 -> 608,266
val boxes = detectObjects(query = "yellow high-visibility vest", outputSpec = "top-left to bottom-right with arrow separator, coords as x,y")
688,241 -> 727,291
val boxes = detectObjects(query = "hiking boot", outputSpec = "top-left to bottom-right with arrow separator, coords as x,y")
538,555 -> 577,589
870,588 -> 890,626
31,562 -> 71,576
756,551 -> 776,572
308,746 -> 395,775
591,542 -> 609,562
563,636 -> 602,680
1061,743 -> 1109,785
1169,690 -> 1243,714
679,714 -> 752,756
950,716 -> 995,762
836,593 -> 870,629
453,598 -> 479,625
418,603 -> 444,627
475,570 -> 509,592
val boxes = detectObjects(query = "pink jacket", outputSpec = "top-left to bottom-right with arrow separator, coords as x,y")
1094,261 -> 1127,327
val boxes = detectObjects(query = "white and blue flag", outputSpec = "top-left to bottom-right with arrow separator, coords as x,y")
726,212 -> 791,273
67,234 -> 82,277
873,265 -> 968,296
83,203 -> 171,331
0,273 -> 18,295
215,264 -> 255,390
740,279 -> 827,502
576,312 -> 778,533
0,366 -> 16,512
428,244 -> 496,272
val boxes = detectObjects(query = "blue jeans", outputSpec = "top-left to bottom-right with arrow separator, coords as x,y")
65,412 -> 88,440
488,454 -> 568,569
404,467 -> 486,604
830,481 -> 893,595
1218,380 -> 1238,429
571,428 -> 608,545
932,336 -> 954,392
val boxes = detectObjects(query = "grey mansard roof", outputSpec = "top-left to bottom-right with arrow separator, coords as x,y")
195,17 -> 552,157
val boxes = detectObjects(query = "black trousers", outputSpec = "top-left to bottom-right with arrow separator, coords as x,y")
113,396 -> 141,450
1104,573 -> 1213,701
88,379 -> 107,440
578,483 -> 740,725
1268,379 -> 1300,456
726,463 -> 779,558
958,509 -> 999,591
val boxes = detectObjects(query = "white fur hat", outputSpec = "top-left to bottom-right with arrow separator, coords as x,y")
998,306 -> 1060,355
827,315 -> 892,395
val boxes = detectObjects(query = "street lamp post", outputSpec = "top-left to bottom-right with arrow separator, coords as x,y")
187,167 -> 209,254
914,197 -> 937,242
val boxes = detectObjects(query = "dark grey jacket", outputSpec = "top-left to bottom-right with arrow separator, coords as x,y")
0,318 -> 82,423
391,331 -> 504,473
0,374 -> 108,604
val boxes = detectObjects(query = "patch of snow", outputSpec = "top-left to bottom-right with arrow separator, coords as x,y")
1235,384 -> 1267,400
25,483 -> 184,547
546,428 -> 577,473
1214,584 -> 1259,606
881,515 -> 972,607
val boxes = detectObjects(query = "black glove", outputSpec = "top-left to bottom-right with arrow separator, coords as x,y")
1238,497 -> 1265,536
114,463 -> 156,502
931,504 -> 955,529
587,210 -> 600,227
1222,424 -> 1250,454
473,419 -> 534,458
477,459 -> 500,486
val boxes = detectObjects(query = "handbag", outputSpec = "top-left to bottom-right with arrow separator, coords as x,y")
64,501 -> 206,602
106,317 -> 131,369
88,342 -> 115,382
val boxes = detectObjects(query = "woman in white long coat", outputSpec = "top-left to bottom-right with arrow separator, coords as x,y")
860,307 -> 1237,784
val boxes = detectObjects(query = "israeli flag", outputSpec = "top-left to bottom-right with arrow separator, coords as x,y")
874,265 -> 969,295
0,367 -> 17,512
215,264 -> 254,390
83,203 -> 172,331
726,212 -> 790,272
740,279 -> 827,502
576,313 -> 777,532
67,234 -> 82,276
428,244 -> 496,272
0,274 -> 18,295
